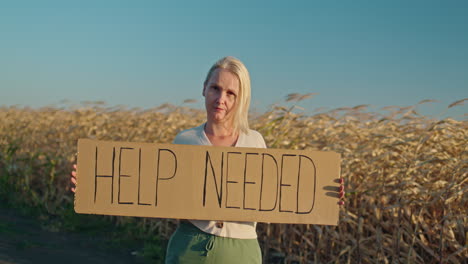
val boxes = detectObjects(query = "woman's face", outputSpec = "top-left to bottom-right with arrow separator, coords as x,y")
203,68 -> 240,125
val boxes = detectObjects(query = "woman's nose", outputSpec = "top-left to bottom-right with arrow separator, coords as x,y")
216,92 -> 227,103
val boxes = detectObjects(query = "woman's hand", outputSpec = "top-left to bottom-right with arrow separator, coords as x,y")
338,178 -> 345,206
70,164 -> 77,193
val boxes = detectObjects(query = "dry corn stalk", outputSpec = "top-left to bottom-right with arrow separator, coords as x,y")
0,101 -> 466,263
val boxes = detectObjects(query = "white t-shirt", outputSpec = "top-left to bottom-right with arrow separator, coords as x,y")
173,123 -> 267,239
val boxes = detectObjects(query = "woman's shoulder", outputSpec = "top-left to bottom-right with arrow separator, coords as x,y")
242,128 -> 267,148
173,124 -> 205,145
245,129 -> 264,139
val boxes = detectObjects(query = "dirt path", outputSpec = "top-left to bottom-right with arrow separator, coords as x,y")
0,206 -> 142,264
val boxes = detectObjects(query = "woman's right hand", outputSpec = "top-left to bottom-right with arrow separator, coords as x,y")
70,164 -> 77,193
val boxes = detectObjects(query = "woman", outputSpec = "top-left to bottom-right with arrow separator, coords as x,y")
70,56 -> 345,263
164,56 -> 265,263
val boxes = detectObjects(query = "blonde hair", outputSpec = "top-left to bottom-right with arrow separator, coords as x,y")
204,56 -> 251,134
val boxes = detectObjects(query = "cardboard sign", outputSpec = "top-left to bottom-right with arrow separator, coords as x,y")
75,139 -> 341,225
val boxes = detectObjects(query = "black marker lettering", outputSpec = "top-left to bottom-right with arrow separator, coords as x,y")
155,148 -> 177,206
202,151 -> 223,207
259,153 -> 279,211
94,146 -> 115,204
296,155 -> 316,214
243,152 -> 258,210
138,148 -> 150,206
279,154 -> 295,213
226,152 -> 241,209
118,147 -> 134,205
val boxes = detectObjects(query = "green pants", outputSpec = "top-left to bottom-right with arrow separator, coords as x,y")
165,222 -> 262,264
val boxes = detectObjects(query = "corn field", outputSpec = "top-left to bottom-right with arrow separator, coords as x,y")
0,99 -> 466,263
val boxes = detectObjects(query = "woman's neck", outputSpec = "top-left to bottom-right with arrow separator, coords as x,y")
204,121 -> 238,147
204,121 -> 236,137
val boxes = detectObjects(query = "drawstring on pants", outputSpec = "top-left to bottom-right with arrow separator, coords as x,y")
204,235 -> 215,257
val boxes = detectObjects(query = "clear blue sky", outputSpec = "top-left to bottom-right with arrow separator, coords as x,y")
1,0 -> 467,119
